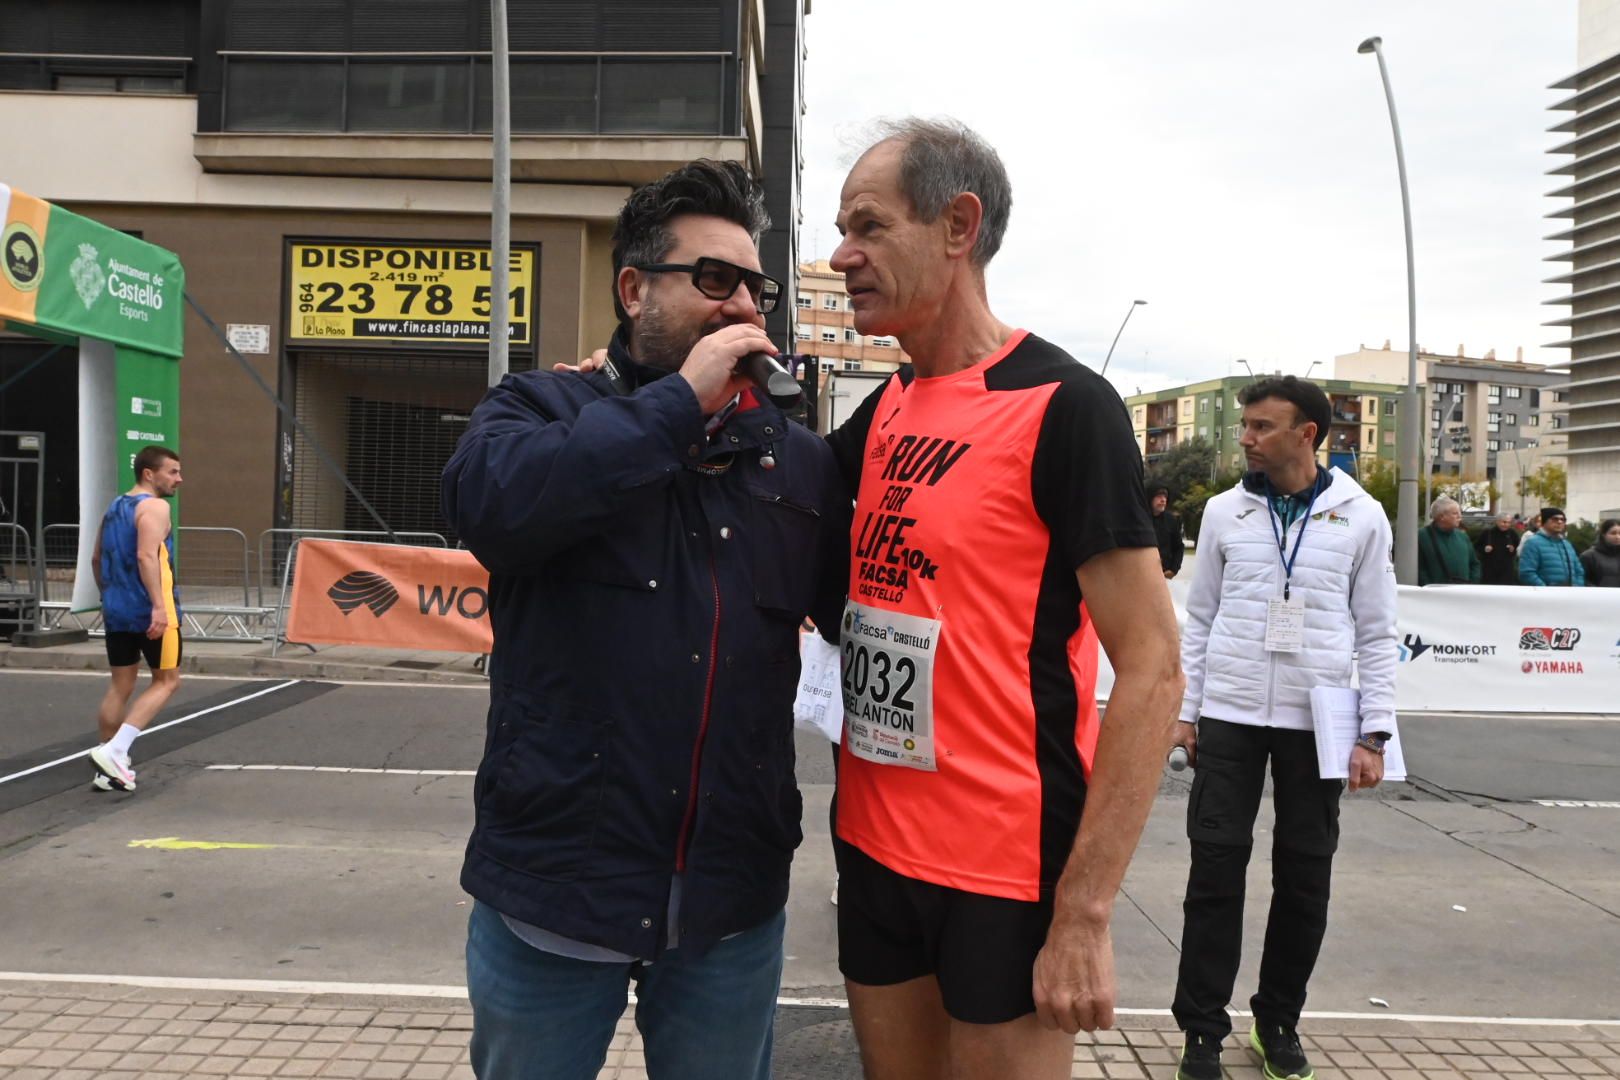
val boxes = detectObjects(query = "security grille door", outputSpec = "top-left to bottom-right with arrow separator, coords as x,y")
343,396 -> 470,538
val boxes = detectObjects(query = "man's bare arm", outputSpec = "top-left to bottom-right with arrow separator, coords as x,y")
134,499 -> 172,639
1033,545 -> 1183,1033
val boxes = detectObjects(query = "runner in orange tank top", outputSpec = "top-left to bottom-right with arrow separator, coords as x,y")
821,119 -> 1185,1080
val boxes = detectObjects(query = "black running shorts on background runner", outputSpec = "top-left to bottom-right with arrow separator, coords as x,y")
105,631 -> 183,671
835,837 -> 1056,1024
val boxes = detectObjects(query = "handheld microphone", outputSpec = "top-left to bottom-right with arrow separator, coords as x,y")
1167,746 -> 1190,772
742,352 -> 803,408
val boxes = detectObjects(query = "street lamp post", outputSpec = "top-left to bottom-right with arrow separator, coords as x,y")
1099,299 -> 1146,377
1238,358 -> 1257,382
1359,35 -> 1421,586
487,0 -> 512,388
1304,360 -> 1323,381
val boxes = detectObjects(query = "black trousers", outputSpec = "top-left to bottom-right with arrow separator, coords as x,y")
1171,718 -> 1344,1038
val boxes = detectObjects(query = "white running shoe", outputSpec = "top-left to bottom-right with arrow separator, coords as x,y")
830,874 -> 839,907
89,745 -> 136,791
91,773 -> 113,791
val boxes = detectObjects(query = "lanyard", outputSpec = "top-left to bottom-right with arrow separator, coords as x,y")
1265,473 -> 1321,601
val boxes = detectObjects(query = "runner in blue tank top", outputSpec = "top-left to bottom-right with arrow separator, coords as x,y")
88,445 -> 184,792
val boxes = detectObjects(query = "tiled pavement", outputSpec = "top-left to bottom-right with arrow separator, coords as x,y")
1,982 -> 1617,1079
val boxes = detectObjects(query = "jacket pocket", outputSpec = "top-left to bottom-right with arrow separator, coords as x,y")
749,489 -> 822,618
480,700 -> 612,882
557,495 -> 669,592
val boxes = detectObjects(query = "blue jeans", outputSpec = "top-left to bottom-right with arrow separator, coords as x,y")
466,901 -> 784,1080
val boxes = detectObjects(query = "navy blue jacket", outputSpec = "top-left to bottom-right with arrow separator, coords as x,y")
443,345 -> 847,959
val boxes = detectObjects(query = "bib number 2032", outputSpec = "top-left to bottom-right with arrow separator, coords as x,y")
839,602 -> 941,772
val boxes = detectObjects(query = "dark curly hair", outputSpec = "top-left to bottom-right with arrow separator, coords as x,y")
610,159 -> 770,329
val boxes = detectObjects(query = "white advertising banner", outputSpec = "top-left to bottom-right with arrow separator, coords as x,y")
1095,579 -> 1620,715
1392,584 -> 1620,713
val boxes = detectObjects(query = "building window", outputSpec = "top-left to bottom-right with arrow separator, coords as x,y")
1530,389 -> 1541,407
1430,437 -> 1440,451
1505,413 -> 1517,425
1488,422 -> 1499,433
822,295 -> 840,311
819,359 -> 837,373
1431,409 -> 1441,424
844,328 -> 860,344
1384,399 -> 1397,416
1487,439 -> 1500,452
1553,415 -> 1564,429
1503,440 -> 1515,450
794,324 -> 811,341
845,296 -> 855,311
1182,400 -> 1193,417
1198,426 -> 1208,438
1488,412 -> 1501,424
1199,399 -> 1209,413
1383,431 -> 1396,446
1366,428 -> 1376,447
1215,396 -> 1223,411
1528,414 -> 1539,427
1230,424 -> 1241,438
1527,438 -> 1539,448
1506,386 -> 1522,399
843,360 -> 862,371
796,294 -> 812,310
1133,406 -> 1145,425
1488,384 -> 1502,402
820,329 -> 838,343
871,336 -> 896,348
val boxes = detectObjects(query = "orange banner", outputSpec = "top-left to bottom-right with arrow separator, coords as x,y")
285,539 -> 492,654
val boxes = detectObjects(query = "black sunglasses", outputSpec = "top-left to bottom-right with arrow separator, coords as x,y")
634,256 -> 782,314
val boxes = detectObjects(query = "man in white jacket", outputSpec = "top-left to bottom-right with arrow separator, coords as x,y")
1170,376 -> 1398,1080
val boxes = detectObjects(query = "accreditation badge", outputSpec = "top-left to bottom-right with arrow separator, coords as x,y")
840,601 -> 941,771
1264,595 -> 1306,653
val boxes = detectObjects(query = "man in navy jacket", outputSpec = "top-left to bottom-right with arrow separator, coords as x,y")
443,160 -> 846,1080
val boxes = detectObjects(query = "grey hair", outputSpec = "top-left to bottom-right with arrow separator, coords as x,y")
1428,496 -> 1461,522
867,117 -> 1012,266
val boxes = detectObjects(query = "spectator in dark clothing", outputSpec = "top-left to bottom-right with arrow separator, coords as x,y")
1151,486 -> 1185,579
1417,497 -> 1480,585
1580,518 -> 1620,587
1475,513 -> 1520,586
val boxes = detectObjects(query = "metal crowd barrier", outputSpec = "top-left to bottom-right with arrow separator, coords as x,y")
28,524 -> 452,643
0,523 -> 40,636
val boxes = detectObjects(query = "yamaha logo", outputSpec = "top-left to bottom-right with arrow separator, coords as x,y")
328,570 -> 400,617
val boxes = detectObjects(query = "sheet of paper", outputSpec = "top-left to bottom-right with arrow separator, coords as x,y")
794,630 -> 845,744
1310,686 -> 1406,782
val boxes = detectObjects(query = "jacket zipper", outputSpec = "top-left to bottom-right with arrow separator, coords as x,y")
676,556 -> 722,872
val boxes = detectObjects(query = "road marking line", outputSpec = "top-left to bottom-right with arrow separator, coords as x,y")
126,836 -> 460,857
1533,799 -> 1620,809
206,765 -> 476,776
0,973 -> 1613,1026
0,680 -> 302,787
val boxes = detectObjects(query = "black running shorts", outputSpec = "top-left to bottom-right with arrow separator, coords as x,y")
835,837 -> 1057,1025
105,631 -> 182,670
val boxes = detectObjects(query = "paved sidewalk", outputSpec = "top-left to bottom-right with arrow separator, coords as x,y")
0,639 -> 486,685
1,981 -> 1617,1079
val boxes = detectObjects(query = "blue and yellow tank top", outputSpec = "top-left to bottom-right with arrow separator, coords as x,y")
99,493 -> 180,633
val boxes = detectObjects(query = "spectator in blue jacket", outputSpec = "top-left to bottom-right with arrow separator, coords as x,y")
444,160 -> 847,1080
1518,507 -> 1586,587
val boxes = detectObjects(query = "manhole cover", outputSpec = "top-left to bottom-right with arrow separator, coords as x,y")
772,1007 -> 861,1079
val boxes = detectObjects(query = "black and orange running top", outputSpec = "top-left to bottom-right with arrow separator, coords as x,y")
824,330 -> 1155,901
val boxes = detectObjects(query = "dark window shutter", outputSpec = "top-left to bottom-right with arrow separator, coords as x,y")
226,0 -> 350,50
483,1 -> 601,52
351,0 -> 470,51
601,2 -> 724,51
48,0 -> 191,55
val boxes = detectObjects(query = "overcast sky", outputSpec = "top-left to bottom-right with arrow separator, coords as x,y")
795,1 -> 1576,398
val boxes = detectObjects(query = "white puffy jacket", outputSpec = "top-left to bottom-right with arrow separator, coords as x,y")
1180,468 -> 1398,737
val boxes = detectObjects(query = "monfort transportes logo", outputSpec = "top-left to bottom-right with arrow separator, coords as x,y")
327,570 -> 400,617
1397,634 -> 1496,664
1519,626 -> 1582,652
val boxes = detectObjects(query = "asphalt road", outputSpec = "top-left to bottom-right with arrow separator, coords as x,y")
1,669 -> 1615,1027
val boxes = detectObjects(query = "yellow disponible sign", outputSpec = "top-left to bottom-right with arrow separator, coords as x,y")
288,242 -> 534,345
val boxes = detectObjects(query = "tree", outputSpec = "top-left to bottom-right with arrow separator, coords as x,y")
1518,462 -> 1567,510
1144,438 -> 1218,507
1356,457 -> 1400,526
